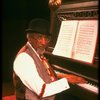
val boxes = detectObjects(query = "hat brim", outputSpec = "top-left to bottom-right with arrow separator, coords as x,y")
25,29 -> 51,36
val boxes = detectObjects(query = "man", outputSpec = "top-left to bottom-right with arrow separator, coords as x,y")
13,18 -> 86,100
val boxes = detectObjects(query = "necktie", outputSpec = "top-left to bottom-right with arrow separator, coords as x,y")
40,55 -> 57,81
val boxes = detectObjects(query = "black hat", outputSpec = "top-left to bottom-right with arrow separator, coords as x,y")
25,18 -> 50,35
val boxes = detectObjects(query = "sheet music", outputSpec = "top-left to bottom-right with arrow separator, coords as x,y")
52,20 -> 98,63
52,20 -> 78,58
73,20 -> 98,63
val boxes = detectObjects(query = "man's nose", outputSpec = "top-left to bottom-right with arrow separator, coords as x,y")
40,37 -> 47,44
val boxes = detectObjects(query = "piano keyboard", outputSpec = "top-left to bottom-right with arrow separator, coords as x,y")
53,65 -> 98,95
77,83 -> 98,94
56,69 -> 98,94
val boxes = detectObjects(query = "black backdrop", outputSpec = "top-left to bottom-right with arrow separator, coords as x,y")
1,0 -> 86,82
2,0 -> 50,82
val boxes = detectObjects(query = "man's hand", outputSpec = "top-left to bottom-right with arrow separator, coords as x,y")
57,73 -> 87,84
64,74 -> 87,84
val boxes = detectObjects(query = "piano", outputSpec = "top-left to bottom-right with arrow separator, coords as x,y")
44,52 -> 98,100
45,0 -> 99,100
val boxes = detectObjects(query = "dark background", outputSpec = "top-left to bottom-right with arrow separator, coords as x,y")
2,0 -> 96,82
2,0 -> 50,82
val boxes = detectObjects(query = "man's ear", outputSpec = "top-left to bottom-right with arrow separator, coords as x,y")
26,34 -> 31,39
26,34 -> 28,39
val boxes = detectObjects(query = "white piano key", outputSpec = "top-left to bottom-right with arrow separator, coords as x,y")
77,83 -> 98,94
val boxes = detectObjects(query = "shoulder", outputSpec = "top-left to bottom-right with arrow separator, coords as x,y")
13,52 -> 36,70
14,52 -> 33,63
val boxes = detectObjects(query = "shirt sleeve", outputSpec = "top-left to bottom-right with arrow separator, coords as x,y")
13,53 -> 70,97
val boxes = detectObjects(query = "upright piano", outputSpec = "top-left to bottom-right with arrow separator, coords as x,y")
45,0 -> 99,100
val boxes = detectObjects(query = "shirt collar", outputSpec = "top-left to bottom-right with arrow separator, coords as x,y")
27,42 -> 41,60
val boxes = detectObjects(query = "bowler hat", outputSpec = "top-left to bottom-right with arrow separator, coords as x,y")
25,18 -> 50,35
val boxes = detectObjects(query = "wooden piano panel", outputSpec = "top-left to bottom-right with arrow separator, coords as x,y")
44,52 -> 98,81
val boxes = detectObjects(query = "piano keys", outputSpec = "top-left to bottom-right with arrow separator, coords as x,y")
77,83 -> 98,94
53,64 -> 98,94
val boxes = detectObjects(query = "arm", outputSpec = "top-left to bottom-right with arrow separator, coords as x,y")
13,53 -> 70,98
56,71 -> 87,84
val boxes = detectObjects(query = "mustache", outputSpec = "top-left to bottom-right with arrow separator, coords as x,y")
37,47 -> 45,55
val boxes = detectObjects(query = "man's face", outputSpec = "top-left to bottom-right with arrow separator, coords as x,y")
29,33 -> 51,54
